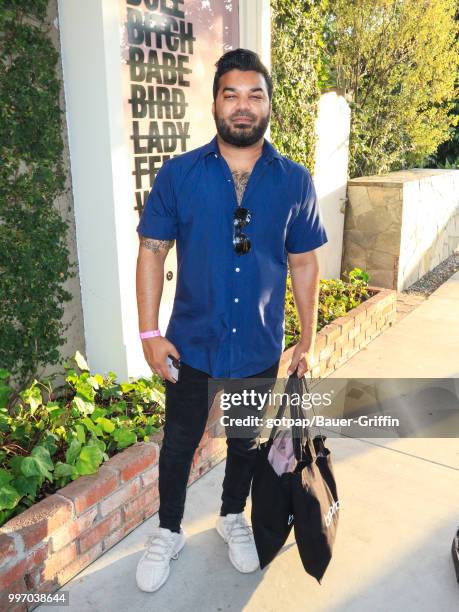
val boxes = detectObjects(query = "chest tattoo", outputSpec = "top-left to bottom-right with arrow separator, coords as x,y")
231,169 -> 251,206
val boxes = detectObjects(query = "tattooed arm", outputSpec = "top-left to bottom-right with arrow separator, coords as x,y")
136,235 -> 180,382
139,236 -> 175,254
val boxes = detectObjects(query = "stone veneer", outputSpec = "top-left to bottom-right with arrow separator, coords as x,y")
343,169 -> 459,290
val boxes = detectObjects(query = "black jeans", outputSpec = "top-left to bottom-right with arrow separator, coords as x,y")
158,359 -> 280,533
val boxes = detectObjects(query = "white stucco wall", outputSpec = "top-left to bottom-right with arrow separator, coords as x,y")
313,90 -> 351,280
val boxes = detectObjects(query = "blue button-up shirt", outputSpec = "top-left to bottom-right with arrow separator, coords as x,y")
136,134 -> 328,378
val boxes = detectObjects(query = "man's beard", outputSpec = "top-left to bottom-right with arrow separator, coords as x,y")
214,111 -> 270,147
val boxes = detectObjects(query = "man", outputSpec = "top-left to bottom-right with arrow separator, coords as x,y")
135,48 -> 328,592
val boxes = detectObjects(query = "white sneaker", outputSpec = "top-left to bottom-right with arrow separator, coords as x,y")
136,526 -> 186,592
216,512 -> 259,573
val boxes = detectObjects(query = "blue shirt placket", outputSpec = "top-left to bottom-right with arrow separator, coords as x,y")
216,151 -> 271,378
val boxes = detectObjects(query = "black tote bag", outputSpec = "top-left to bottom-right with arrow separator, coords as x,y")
251,370 -> 340,583
250,381 -> 295,569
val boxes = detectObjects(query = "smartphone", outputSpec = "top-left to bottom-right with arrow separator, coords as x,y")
166,354 -> 181,382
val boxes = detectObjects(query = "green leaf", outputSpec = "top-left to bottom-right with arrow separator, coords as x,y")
8,456 -> 25,477
20,446 -> 54,482
21,385 -> 42,415
11,475 -> 40,498
54,462 -> 74,479
113,428 -> 136,449
0,469 -> 13,486
75,445 -> 103,475
0,485 -> 21,511
65,438 -> 82,465
75,423 -> 86,444
72,395 -> 95,416
0,384 -> 12,409
82,417 -> 102,437
74,351 -> 89,371
96,417 -> 115,433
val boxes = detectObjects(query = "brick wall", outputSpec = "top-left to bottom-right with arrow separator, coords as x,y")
278,286 -> 397,377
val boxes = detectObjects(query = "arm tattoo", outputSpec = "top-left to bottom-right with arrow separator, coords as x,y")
139,236 -> 175,253
231,170 -> 251,206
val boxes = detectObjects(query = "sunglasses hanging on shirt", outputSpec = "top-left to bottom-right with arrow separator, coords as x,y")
233,206 -> 252,255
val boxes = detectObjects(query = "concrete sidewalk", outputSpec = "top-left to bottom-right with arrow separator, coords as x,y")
44,272 -> 459,611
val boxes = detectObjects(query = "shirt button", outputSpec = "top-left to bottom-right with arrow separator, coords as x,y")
214,153 -> 218,158
234,298 -> 239,303
232,328 -> 237,333
235,267 -> 240,272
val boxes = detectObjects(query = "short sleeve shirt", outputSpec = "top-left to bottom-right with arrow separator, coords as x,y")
136,134 -> 328,378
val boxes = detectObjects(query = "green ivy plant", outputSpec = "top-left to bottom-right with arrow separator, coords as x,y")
0,351 -> 165,527
284,266 -> 370,349
0,1 -> 75,388
270,0 -> 329,171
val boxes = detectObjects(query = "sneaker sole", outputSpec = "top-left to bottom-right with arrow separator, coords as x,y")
215,521 -> 259,574
136,529 -> 186,593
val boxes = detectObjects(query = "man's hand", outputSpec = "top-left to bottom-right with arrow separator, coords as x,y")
286,340 -> 315,378
141,336 -> 181,383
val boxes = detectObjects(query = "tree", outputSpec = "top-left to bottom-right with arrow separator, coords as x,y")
322,0 -> 459,177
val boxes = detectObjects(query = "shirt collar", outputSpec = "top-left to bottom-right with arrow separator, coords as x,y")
202,133 -> 282,162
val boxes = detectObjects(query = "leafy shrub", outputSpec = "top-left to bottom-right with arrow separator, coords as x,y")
0,352 -> 165,527
284,267 -> 370,349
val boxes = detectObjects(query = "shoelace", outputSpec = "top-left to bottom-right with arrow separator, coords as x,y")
226,515 -> 254,545
144,528 -> 179,562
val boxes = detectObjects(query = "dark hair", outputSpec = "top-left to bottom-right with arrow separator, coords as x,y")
213,48 -> 273,101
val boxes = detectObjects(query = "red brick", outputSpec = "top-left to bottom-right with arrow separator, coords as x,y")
322,324 -> 341,344
58,466 -> 119,515
327,352 -> 341,370
24,543 -> 51,589
0,577 -> 27,610
0,534 -> 17,569
348,325 -> 361,340
104,443 -> 157,483
99,477 -> 141,518
354,309 -> 368,324
0,558 -> 27,592
341,338 -> 356,356
313,333 -> 327,352
42,542 -> 78,581
382,303 -> 395,315
0,495 -> 74,552
336,318 -> 354,334
319,344 -> 334,361
354,331 -> 368,347
55,543 -> 102,587
124,487 -> 156,524
311,365 -> 321,378
51,506 -> 98,552
79,510 -> 122,554
365,323 -> 378,339
140,465 -> 159,488
103,512 -> 145,552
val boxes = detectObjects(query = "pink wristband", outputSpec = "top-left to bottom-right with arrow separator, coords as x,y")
139,329 -> 161,340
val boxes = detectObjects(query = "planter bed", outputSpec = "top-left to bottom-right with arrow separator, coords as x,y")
278,285 -> 397,377
0,285 -> 395,609
0,406 -> 227,612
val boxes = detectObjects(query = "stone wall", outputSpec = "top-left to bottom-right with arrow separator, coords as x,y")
343,169 -> 459,290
